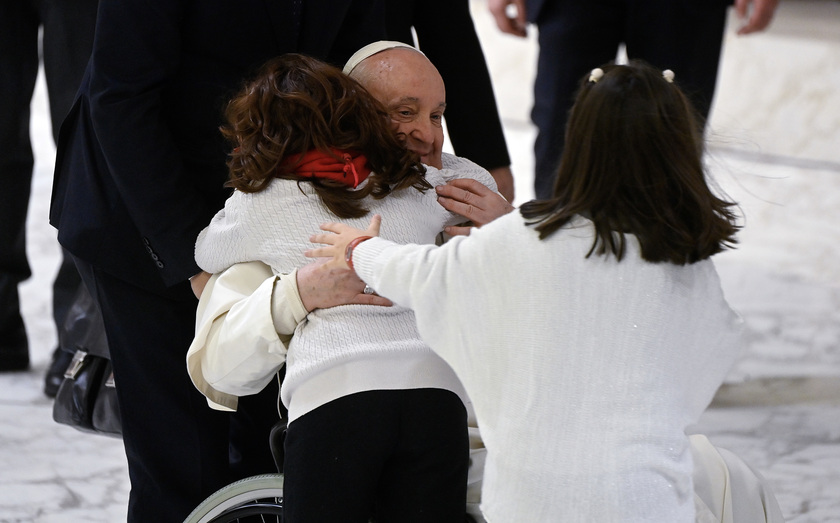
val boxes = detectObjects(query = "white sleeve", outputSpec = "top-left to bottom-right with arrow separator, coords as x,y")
186,261 -> 308,411
350,233 -> 479,368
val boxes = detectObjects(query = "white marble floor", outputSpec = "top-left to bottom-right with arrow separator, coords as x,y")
2,1 -> 839,521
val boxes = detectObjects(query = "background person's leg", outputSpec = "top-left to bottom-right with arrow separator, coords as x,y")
530,0 -> 623,199
39,0 -> 99,395
625,0 -> 729,123
0,0 -> 40,371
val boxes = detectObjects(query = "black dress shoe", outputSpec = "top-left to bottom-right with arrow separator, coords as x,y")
0,322 -> 29,372
44,347 -> 74,398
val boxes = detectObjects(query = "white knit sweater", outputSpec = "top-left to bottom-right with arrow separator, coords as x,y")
194,153 -> 496,422
350,212 -> 743,522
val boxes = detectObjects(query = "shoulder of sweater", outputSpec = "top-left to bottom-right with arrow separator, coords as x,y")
435,153 -> 497,192
440,152 -> 476,169
471,212 -> 601,254
480,209 -> 529,234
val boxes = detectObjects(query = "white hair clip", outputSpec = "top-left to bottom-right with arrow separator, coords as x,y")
588,68 -> 604,83
662,69 -> 675,83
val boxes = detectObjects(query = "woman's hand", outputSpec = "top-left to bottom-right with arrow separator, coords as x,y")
305,215 -> 382,271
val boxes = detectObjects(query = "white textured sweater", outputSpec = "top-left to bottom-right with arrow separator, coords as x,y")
351,212 -> 743,522
194,153 -> 496,422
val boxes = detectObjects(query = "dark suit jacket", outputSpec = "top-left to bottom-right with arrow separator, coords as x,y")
525,0 -> 547,23
51,0 -> 385,295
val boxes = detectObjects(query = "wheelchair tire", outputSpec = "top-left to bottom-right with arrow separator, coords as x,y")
183,473 -> 284,523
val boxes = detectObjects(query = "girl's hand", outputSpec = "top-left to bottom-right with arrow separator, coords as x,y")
305,215 -> 382,271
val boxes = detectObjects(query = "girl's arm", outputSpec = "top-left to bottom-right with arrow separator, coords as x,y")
305,215 -> 481,367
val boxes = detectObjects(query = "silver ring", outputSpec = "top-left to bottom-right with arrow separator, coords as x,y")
363,285 -> 374,295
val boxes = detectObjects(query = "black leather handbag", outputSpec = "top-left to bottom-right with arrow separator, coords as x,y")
52,284 -> 122,437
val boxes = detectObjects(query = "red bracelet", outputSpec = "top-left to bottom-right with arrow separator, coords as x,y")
345,236 -> 372,271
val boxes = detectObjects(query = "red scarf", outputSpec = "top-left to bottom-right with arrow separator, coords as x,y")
282,148 -> 371,188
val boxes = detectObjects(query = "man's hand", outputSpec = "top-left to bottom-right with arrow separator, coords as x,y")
735,0 -> 779,35
190,271 -> 212,298
436,179 -> 515,236
489,166 -> 515,202
297,251 -> 391,311
304,215 -> 384,306
489,0 -> 528,37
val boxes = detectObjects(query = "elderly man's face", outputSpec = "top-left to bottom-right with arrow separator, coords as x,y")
359,49 -> 446,169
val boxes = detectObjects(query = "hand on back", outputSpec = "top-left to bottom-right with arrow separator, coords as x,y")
297,249 -> 391,310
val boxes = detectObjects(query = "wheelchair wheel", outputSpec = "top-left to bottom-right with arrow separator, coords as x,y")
183,473 -> 284,523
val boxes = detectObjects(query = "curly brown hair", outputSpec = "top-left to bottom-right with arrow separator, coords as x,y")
221,54 -> 430,218
520,60 -> 739,265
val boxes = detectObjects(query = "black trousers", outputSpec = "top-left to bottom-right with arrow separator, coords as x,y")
75,258 -> 279,522
283,388 -> 469,523
530,0 -> 729,199
0,0 -> 97,340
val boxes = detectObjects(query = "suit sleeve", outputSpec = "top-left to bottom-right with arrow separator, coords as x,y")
87,0 -> 215,284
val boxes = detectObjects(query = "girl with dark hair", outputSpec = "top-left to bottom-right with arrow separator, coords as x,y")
519,61 -> 738,264
304,61 -> 775,521
188,54 -> 498,522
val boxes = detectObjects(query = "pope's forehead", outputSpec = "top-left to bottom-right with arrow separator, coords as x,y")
368,48 -> 437,77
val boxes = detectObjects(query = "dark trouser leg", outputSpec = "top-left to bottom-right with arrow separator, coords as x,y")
0,274 -> 29,368
625,0 -> 729,123
74,259 -> 277,522
40,0 -> 98,142
531,0 -> 622,199
0,1 -> 39,367
44,249 -> 84,396
51,249 -> 82,338
38,0 -> 99,386
374,389 -> 469,523
283,389 -> 468,523
40,0 -> 97,329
